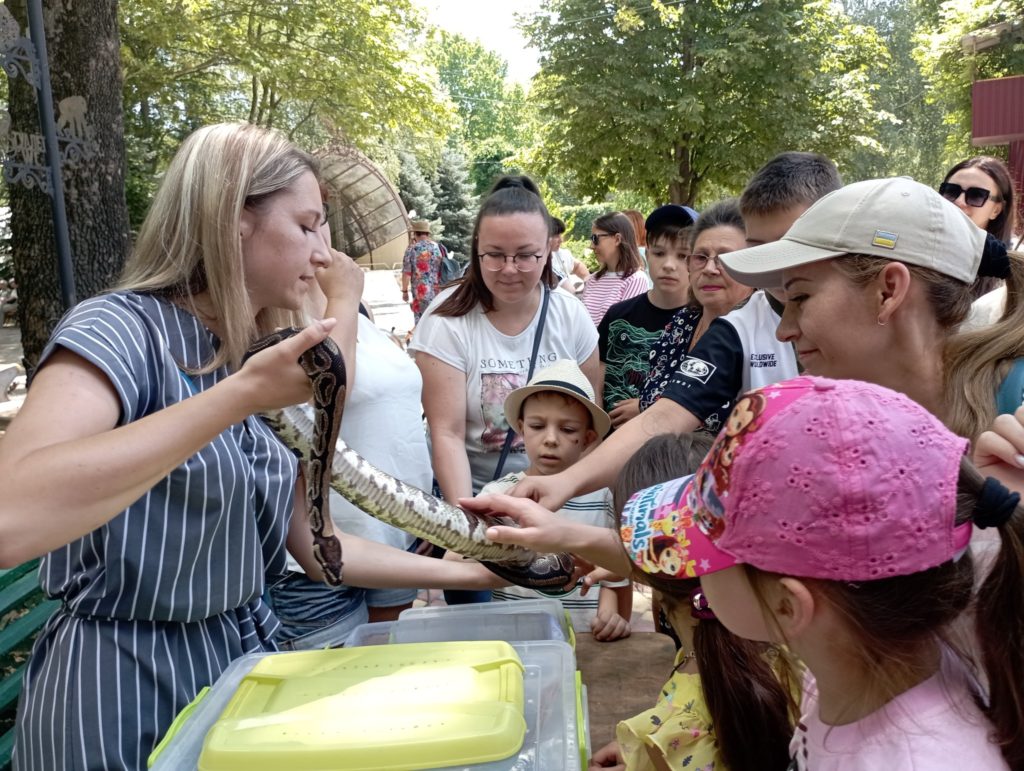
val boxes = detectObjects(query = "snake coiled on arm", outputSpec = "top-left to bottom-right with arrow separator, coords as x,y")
245,328 -> 576,590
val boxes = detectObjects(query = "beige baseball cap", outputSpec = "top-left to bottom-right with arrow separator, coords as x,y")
720,177 -> 987,288
504,359 -> 611,439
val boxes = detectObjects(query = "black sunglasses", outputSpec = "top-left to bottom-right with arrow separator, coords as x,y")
938,182 -> 999,208
590,232 -> 615,245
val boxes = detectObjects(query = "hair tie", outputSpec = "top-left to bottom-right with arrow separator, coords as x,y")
690,587 -> 716,621
974,476 -> 1020,529
977,234 -> 1010,279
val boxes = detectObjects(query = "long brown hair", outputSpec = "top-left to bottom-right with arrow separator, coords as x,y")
433,175 -> 556,317
622,209 -> 647,247
945,250 -> 1024,439
613,433 -> 796,771
744,457 -> 1024,767
592,212 -> 643,280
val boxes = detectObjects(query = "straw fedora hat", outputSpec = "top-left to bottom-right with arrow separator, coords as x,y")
504,359 -> 611,438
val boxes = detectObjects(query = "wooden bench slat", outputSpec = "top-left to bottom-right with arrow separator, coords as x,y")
0,725 -> 14,771
1,561 -> 46,771
0,573 -> 44,620
0,561 -> 37,594
0,601 -> 56,659
0,662 -> 24,715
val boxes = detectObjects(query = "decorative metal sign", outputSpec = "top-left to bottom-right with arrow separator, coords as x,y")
0,5 -> 96,195
0,0 -> 81,308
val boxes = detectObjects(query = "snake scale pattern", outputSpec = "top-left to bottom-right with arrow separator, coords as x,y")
247,329 -> 576,590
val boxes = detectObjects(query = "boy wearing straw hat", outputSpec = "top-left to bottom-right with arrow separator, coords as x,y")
484,359 -> 633,641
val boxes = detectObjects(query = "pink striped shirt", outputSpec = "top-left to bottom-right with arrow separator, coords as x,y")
582,271 -> 650,326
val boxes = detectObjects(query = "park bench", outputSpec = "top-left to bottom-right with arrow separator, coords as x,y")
0,559 -> 57,770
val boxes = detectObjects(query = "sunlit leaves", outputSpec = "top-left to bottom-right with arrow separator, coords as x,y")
523,0 -> 886,205
119,0 -> 452,223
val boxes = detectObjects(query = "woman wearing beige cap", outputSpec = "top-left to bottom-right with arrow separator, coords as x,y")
717,176 -> 1024,483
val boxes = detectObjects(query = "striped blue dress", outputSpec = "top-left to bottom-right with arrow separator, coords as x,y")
12,292 -> 295,771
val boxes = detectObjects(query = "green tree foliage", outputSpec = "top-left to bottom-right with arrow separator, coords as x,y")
119,0 -> 451,225
398,150 -> 438,222
840,0 -> 949,184
523,0 -> 886,205
433,32 -> 531,192
434,144 -> 477,256
914,0 -> 1024,167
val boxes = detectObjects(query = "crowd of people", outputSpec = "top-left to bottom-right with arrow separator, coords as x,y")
0,119 -> 1022,771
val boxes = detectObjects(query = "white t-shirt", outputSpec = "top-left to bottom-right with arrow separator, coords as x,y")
963,284 -> 1006,331
789,663 -> 1007,770
483,471 -> 628,631
409,285 -> 599,492
287,315 -> 432,573
550,248 -> 576,280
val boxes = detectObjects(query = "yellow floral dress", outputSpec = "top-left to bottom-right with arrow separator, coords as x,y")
616,649 -> 720,771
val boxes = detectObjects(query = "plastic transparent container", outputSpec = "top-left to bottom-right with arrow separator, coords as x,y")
148,640 -> 582,771
398,599 -> 574,646
343,620 -> 395,647
391,610 -> 566,645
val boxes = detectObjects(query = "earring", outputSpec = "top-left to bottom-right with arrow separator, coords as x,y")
877,318 -> 888,327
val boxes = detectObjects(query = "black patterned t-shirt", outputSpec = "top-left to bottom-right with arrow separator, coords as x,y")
597,293 -> 685,413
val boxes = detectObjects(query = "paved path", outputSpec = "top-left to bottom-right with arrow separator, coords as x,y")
0,325 -> 26,431
0,324 -> 21,370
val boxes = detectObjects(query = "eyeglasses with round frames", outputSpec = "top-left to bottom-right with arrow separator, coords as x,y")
938,182 -> 1000,208
478,252 -> 546,272
685,252 -> 727,271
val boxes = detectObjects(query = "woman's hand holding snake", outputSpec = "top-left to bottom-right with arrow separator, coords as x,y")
235,319 -> 337,413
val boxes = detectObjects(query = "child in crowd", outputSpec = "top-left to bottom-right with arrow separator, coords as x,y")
598,205 -> 696,429
473,375 -> 1024,768
622,378 -> 1023,769
482,359 -> 633,640
589,433 -> 795,771
582,211 -> 650,327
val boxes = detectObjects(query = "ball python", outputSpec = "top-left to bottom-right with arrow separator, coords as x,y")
245,328 -> 576,590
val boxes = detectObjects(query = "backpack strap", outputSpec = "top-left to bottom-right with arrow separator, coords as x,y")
996,358 -> 1024,415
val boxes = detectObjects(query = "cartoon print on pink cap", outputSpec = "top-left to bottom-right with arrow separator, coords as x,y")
692,391 -> 767,539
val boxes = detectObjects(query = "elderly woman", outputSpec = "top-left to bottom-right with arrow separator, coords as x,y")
638,199 -> 753,423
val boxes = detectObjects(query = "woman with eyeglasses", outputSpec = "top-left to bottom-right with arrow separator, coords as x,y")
940,156 -> 1019,302
409,175 -> 600,512
581,212 -> 650,326
639,199 -> 754,417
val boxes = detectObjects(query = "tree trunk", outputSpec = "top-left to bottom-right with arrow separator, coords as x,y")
8,0 -> 130,370
668,144 -> 698,206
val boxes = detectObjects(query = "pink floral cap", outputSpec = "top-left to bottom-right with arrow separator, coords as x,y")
621,376 -> 973,581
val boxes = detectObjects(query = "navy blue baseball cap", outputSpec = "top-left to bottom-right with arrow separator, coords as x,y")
645,204 -> 699,234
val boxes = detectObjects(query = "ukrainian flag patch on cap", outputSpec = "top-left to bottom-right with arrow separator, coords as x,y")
872,230 -> 898,249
